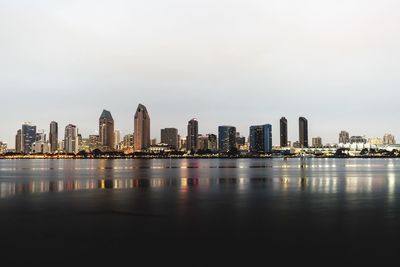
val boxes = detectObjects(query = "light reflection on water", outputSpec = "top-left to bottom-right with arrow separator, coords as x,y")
0,158 -> 398,199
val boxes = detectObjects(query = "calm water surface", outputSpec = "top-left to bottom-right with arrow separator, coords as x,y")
1,158 -> 399,263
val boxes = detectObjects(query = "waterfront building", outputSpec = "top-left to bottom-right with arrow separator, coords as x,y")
383,133 -> 396,145
299,117 -> 308,148
218,126 -> 236,153
236,132 -> 246,147
114,130 -> 121,149
89,135 -> 100,151
22,122 -> 37,153
15,129 -> 22,153
350,136 -> 367,144
249,124 -> 273,153
161,128 -> 179,150
0,141 -> 7,154
339,131 -> 350,144
312,136 -> 322,148
208,134 -> 218,152
280,117 -> 288,147
151,138 -> 157,146
134,104 -> 151,151
187,119 -> 199,153
64,124 -> 78,154
123,134 -> 134,150
99,110 -> 115,150
49,121 -> 58,153
368,138 -> 383,146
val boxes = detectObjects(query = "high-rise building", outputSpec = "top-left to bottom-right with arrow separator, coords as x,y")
198,135 -> 209,151
236,132 -> 246,147
161,128 -> 179,149
49,121 -> 58,153
123,134 -> 134,150
35,131 -> 46,143
339,131 -> 350,144
22,123 -> 37,153
187,119 -> 199,152
218,126 -> 236,153
89,135 -> 100,151
64,124 -> 78,154
0,142 -> 7,154
114,130 -> 121,149
280,117 -> 288,147
312,137 -> 322,148
208,134 -> 218,152
350,136 -> 367,144
99,110 -> 115,150
134,104 -> 150,151
15,129 -> 22,153
383,133 -> 396,145
299,117 -> 308,148
249,124 -> 273,153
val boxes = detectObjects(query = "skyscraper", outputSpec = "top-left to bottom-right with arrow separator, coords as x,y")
339,131 -> 350,144
161,128 -> 179,150
134,104 -> 151,151
299,117 -> 308,148
208,134 -> 218,152
49,121 -> 58,153
114,130 -> 121,149
249,124 -> 273,153
99,110 -> 115,150
64,124 -> 78,154
280,117 -> 288,147
312,137 -> 322,148
218,126 -> 236,153
15,129 -> 22,153
187,119 -> 198,152
22,123 -> 37,153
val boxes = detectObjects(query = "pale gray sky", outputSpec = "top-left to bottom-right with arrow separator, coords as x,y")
1,0 -> 400,148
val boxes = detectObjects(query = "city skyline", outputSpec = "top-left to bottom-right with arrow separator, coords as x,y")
2,1 -> 400,148
1,109 -> 398,150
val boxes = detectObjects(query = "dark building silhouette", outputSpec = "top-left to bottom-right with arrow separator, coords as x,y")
134,104 -> 151,151
99,110 -> 115,150
187,119 -> 199,152
161,128 -> 179,150
22,123 -> 36,153
249,124 -> 273,153
15,129 -> 22,153
49,121 -> 58,153
218,126 -> 236,153
280,117 -> 288,147
299,117 -> 309,148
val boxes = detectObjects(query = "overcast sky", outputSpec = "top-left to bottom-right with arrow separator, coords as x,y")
1,0 -> 400,148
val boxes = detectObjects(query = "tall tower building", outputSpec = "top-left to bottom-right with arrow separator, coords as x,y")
312,136 -> 322,148
187,119 -> 199,152
134,104 -> 150,151
22,122 -> 37,153
299,117 -> 309,148
249,124 -> 273,153
49,121 -> 58,153
15,129 -> 22,153
218,126 -> 236,153
99,110 -> 115,150
64,124 -> 78,154
114,130 -> 121,149
339,131 -> 350,144
280,117 -> 288,147
161,128 -> 179,150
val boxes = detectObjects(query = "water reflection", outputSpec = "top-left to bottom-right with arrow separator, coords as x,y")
0,159 -> 399,200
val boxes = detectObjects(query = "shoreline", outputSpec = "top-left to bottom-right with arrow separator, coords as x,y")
0,155 -> 399,160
